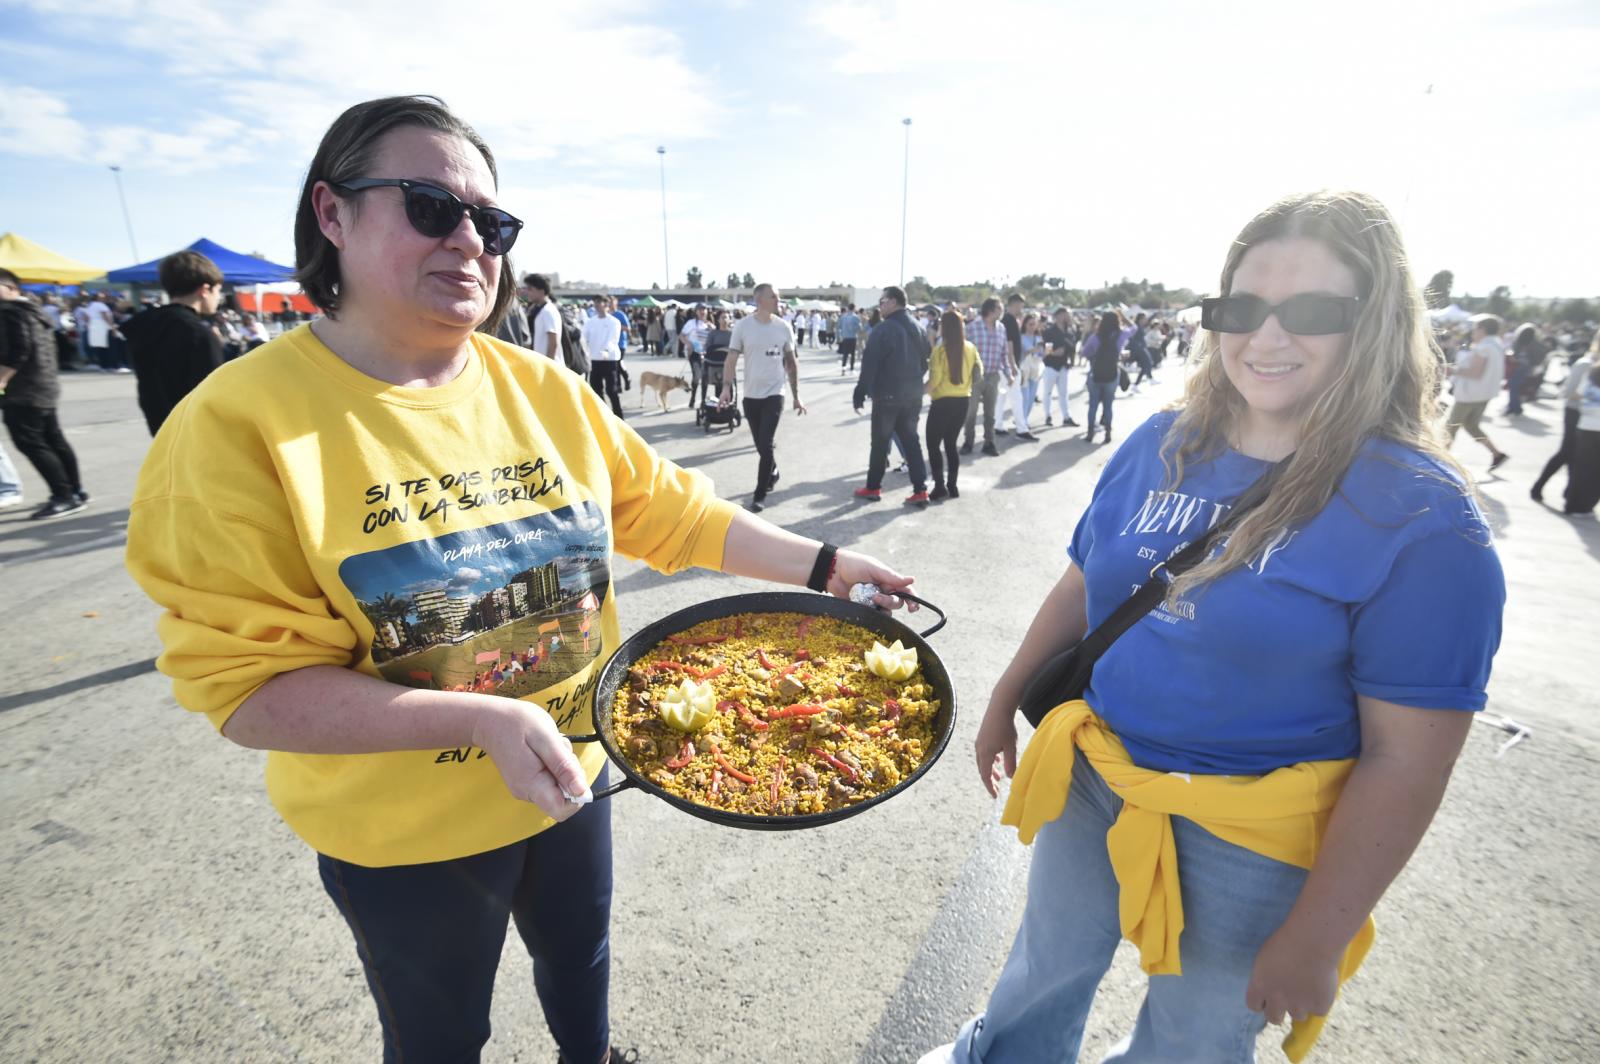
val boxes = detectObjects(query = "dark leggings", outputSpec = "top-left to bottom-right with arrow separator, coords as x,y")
318,773 -> 614,1064
925,395 -> 969,490
588,361 -> 624,417
1532,407 -> 1581,496
2,404 -> 81,500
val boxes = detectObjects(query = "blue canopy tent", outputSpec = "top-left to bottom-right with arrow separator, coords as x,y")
105,238 -> 295,285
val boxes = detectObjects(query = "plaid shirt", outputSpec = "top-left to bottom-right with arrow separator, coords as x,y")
966,316 -> 1009,374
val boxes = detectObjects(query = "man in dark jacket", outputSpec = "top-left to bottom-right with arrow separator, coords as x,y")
123,250 -> 226,435
0,267 -> 88,519
852,286 -> 930,505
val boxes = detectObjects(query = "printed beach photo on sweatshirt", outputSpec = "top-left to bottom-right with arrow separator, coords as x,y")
339,501 -> 611,700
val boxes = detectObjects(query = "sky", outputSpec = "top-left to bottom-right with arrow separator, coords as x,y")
2,0 -> 1597,300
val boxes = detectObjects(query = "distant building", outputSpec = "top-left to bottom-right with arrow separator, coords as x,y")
377,621 -> 401,650
414,588 -> 471,640
512,562 -> 561,613
509,582 -> 529,617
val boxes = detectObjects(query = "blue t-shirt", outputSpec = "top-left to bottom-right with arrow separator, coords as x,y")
1067,412 -> 1504,774
837,312 -> 862,340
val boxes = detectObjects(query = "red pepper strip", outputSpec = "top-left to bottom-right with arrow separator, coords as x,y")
777,662 -> 803,680
796,617 -> 815,637
710,768 -> 722,798
756,648 -> 776,670
652,660 -> 692,673
793,648 -> 812,661
734,617 -> 746,639
668,633 -> 729,646
810,747 -> 858,781
664,740 -> 695,769
721,699 -> 768,731
710,743 -> 756,784
690,663 -> 728,681
884,698 -> 902,719
771,755 -> 786,805
769,703 -> 827,720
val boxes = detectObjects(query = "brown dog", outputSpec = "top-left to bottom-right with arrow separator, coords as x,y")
639,370 -> 692,411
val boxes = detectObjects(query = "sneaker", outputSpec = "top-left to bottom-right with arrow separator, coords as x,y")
1044,417 -> 1053,427
1017,432 -> 1039,442
959,441 -> 973,455
557,1046 -> 641,1064
1084,430 -> 1097,443
948,484 -> 960,499
0,493 -> 23,510
73,490 -> 90,506
1065,417 -> 1080,427
853,486 -> 881,500
747,499 -> 764,513
1531,488 -> 1545,504
1103,428 -> 1113,443
1489,452 -> 1509,471
30,496 -> 86,520
995,427 -> 1010,437
916,1043 -> 957,1064
981,442 -> 1000,457
113,366 -> 133,374
929,484 -> 948,501
904,490 -> 930,506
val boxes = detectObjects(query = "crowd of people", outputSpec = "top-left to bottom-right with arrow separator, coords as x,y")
0,91 -> 1588,1064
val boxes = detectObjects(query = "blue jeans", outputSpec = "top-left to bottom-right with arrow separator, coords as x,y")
952,757 -> 1307,1063
1086,381 -> 1118,429
318,768 -> 613,1064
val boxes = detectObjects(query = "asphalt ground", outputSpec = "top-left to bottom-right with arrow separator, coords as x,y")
2,343 -> 1597,1063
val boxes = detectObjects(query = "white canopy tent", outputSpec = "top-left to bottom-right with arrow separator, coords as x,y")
1429,303 -> 1473,324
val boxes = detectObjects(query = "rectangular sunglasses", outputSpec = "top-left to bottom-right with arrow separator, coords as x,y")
333,178 -> 523,256
1200,293 -> 1360,336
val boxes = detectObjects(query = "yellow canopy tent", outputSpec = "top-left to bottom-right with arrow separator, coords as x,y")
0,233 -> 104,284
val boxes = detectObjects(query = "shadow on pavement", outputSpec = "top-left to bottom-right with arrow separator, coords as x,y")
0,656 -> 158,714
0,506 -> 130,565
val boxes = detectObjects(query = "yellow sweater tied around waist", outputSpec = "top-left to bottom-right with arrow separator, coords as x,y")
1001,701 -> 1375,1063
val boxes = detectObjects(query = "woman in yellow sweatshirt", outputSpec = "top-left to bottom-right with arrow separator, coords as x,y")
925,309 -> 983,499
124,96 -> 917,1064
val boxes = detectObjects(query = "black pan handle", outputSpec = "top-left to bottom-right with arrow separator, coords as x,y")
591,774 -> 636,801
888,591 -> 946,638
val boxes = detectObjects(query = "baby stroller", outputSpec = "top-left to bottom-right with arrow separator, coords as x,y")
695,354 -> 741,433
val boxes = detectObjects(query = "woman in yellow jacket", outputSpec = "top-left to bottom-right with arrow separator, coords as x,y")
925,309 -> 984,500
921,191 -> 1504,1063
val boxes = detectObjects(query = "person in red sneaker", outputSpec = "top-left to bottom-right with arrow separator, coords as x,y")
852,285 -> 930,505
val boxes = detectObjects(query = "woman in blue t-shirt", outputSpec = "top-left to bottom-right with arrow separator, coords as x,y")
922,191 -> 1504,1064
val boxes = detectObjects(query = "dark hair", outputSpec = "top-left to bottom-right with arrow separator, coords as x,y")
940,310 -> 965,386
1006,292 -> 1024,307
881,285 -> 907,309
0,267 -> 18,289
523,272 -> 551,295
980,296 -> 1001,317
1096,312 -> 1122,352
293,95 -> 514,331
1476,315 -> 1502,336
159,250 -> 224,297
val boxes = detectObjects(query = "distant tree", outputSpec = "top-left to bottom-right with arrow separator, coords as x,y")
686,266 -> 703,289
1486,285 -> 1514,318
1556,297 -> 1595,324
651,282 -> 660,290
741,272 -> 755,287
726,272 -> 740,290
1424,269 -> 1454,309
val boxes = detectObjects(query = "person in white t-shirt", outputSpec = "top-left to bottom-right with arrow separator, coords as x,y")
810,311 -> 826,349
86,295 -> 117,370
522,273 -> 562,362
679,304 -> 710,400
581,295 -> 624,417
721,283 -> 806,512
1444,315 -> 1508,470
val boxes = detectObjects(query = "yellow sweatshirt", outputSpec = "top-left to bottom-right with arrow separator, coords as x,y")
126,325 -> 739,867
927,340 -> 982,400
1004,701 -> 1374,1063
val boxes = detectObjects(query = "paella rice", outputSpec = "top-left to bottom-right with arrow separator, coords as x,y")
611,612 -> 939,816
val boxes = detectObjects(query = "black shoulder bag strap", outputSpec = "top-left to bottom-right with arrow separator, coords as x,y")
1018,457 -> 1289,727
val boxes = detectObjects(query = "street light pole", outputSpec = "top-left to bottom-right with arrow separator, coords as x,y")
109,165 -> 139,261
657,146 -> 671,289
899,118 -> 911,288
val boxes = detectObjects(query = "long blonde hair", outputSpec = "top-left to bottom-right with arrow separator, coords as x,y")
1162,189 -> 1469,601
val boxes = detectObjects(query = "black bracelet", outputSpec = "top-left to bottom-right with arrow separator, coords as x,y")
807,542 -> 838,593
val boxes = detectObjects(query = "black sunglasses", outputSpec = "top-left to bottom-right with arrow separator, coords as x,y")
1201,293 -> 1361,336
333,178 -> 523,256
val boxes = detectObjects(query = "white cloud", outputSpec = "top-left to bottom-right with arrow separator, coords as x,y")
0,84 -> 88,159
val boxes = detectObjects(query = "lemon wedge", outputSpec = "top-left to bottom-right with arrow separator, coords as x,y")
657,677 -> 717,732
864,639 -> 918,682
